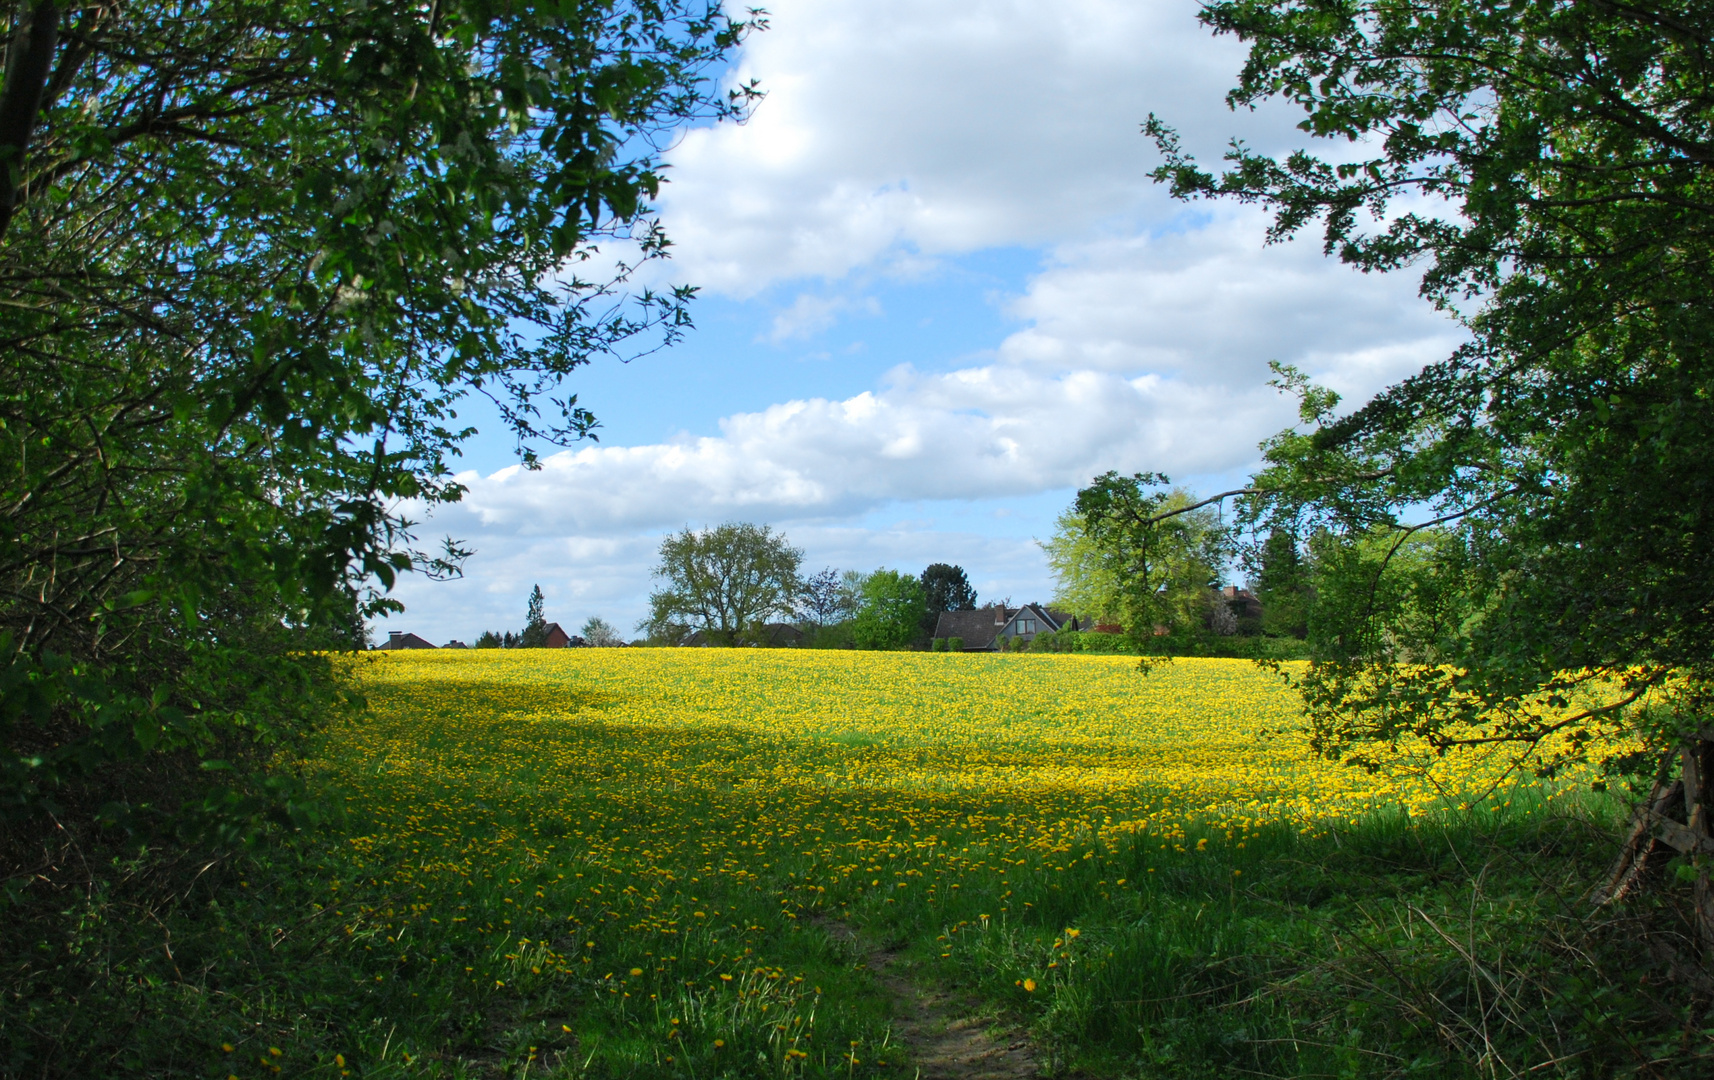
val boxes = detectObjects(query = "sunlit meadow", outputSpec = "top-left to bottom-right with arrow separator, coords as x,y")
278,649 -> 1593,1078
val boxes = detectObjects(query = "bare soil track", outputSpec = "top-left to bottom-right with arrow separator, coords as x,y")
820,920 -> 1044,1080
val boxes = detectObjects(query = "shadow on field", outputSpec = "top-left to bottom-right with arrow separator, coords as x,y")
894,799 -> 1714,1079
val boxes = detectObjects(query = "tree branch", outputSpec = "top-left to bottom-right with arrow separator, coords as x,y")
0,0 -> 60,241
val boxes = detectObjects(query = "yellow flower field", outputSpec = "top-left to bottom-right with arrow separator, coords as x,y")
320,649 -> 1579,933
289,648 -> 1607,1077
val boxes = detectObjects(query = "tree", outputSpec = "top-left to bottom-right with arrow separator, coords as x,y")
797,568 -> 852,627
0,1 -> 756,825
1252,528 -> 1309,639
839,570 -> 870,613
1073,476 -> 1232,651
1042,509 -> 1124,626
581,616 -> 622,648
1146,0 -> 1714,926
920,564 -> 977,617
794,569 -> 867,648
519,586 -> 549,648
644,524 -> 803,646
852,570 -> 928,651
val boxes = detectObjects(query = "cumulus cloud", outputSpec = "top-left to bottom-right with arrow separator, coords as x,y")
998,213 -> 1465,390
429,214 -> 1457,544
656,0 -> 1299,295
446,373 -> 1254,533
375,2 -> 1469,643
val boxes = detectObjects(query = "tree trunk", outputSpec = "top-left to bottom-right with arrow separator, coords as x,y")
0,0 -> 61,240
1595,734 -> 1714,950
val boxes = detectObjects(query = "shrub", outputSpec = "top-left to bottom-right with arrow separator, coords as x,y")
1028,629 -> 1067,652
852,570 -> 929,650
1023,630 -> 1138,655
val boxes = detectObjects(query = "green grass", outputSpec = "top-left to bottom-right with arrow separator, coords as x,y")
5,703 -> 1712,1078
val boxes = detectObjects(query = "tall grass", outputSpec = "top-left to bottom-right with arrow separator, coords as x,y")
894,794 -> 1714,1077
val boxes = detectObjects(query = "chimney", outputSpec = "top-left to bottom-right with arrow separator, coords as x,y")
389,631 -> 403,642
994,604 -> 1007,626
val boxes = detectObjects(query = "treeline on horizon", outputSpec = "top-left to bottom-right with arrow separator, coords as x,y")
459,512 -> 1307,656
524,508 -> 1323,660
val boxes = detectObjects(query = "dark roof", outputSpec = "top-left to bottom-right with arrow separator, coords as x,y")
1219,586 -> 1263,621
933,604 -> 1085,650
684,622 -> 806,648
377,631 -> 437,650
932,607 -> 1010,650
1013,603 -> 1079,632
760,622 -> 805,647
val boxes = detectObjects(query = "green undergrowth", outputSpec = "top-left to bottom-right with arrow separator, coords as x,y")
890,796 -> 1714,1077
5,784 -> 1712,1078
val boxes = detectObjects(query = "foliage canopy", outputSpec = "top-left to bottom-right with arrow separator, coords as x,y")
0,0 -> 755,825
852,569 -> 928,651
644,523 -> 804,646
1140,0 -> 1714,778
919,563 -> 977,616
1071,477 -> 1232,651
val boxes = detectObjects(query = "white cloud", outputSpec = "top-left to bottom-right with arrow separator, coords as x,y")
657,0 -> 1301,295
997,212 -> 1464,388
427,213 -> 1455,546
377,3 -> 1469,644
449,372 -> 1249,530
766,293 -> 882,342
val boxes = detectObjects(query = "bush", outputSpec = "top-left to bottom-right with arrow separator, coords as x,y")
804,622 -> 856,649
1071,631 -> 1139,655
852,570 -> 929,650
1022,629 -> 1137,655
1018,628 -> 1312,659
1028,629 -> 1069,652
948,637 -> 964,652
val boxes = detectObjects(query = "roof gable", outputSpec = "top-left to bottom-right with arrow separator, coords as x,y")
379,631 -> 437,650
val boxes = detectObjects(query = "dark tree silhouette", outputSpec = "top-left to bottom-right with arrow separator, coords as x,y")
920,564 -> 977,616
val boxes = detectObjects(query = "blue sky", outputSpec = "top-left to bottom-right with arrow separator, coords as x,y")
381,0 -> 1464,644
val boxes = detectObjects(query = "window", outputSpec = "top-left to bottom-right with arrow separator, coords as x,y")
1019,618 -> 1037,634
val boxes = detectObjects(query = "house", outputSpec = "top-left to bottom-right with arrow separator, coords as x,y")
760,622 -> 806,647
541,622 -> 574,648
931,604 -> 1084,651
376,631 -> 437,650
1219,586 -> 1263,622
682,622 -> 805,647
442,639 -> 469,649
1205,586 -> 1263,635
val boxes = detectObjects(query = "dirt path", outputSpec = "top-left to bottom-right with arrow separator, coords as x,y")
820,920 -> 1043,1080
